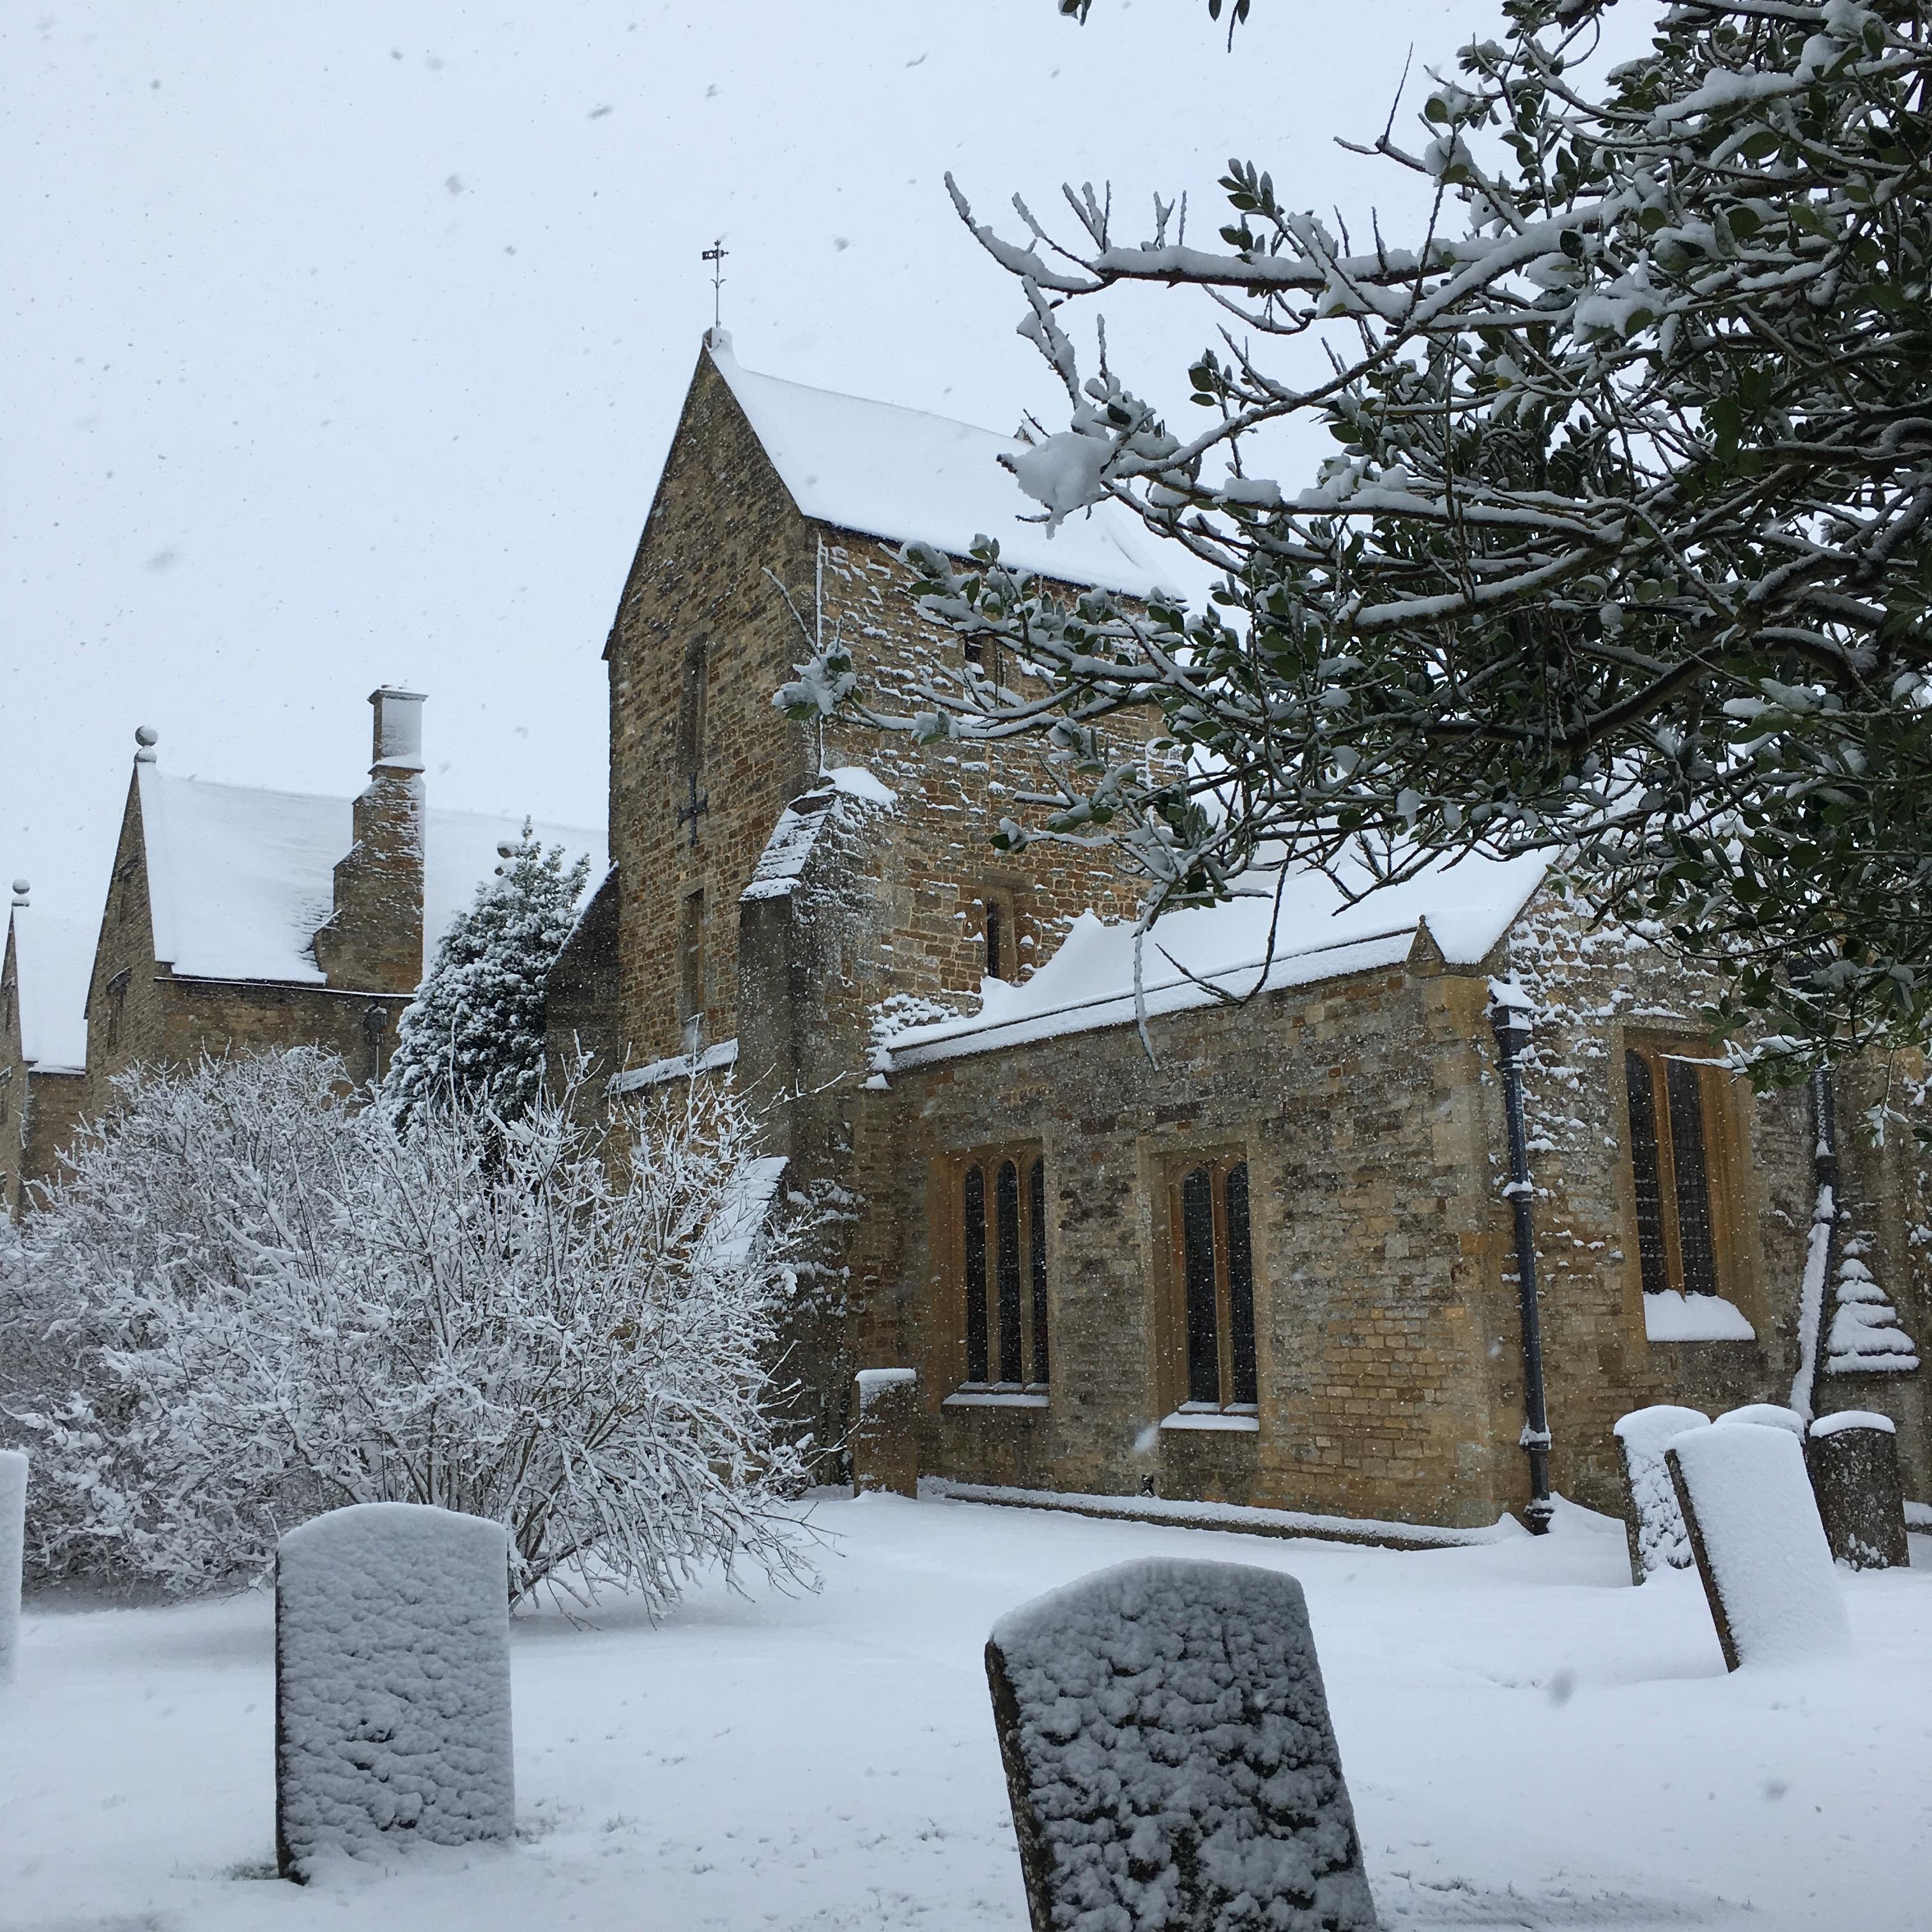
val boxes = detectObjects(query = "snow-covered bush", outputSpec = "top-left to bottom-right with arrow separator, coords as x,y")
2,1049 -> 812,1608
384,824 -> 590,1134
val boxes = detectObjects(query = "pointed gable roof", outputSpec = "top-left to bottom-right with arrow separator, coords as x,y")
8,907 -> 95,1073
135,763 -> 605,986
706,335 -> 1170,599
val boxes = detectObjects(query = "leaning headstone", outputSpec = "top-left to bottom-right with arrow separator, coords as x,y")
1613,1406 -> 1710,1584
0,1449 -> 24,1682
986,1558 -> 1379,1931
1806,1413 -> 1910,1571
275,1502 -> 514,1880
1715,1402 -> 1806,1438
1666,1423 -> 1851,1671
852,1367 -> 919,1499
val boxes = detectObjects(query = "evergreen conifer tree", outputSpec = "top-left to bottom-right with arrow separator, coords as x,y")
384,824 -> 590,1131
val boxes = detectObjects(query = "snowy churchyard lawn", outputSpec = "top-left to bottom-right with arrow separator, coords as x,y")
5,1492 -> 1930,1932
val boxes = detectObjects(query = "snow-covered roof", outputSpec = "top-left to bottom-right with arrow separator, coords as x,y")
10,907 -> 95,1073
137,765 -> 605,986
881,850 -> 1547,1071
707,337 -> 1172,599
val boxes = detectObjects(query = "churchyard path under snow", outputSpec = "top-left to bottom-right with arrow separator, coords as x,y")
4,1491 -> 1929,1931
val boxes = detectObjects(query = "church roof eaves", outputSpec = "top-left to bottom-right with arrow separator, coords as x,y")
705,335 -> 1174,601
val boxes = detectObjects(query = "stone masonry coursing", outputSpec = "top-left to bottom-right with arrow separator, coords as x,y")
567,335 -> 1928,1526
585,345 -> 1151,1456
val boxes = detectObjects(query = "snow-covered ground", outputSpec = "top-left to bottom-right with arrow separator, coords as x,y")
4,1491 -> 1929,1930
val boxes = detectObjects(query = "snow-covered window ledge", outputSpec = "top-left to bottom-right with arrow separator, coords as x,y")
1161,1404 -> 1261,1434
943,1385 -> 1049,1411
1643,1290 -> 1756,1343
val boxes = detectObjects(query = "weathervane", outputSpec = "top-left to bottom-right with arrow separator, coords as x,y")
702,238 -> 728,330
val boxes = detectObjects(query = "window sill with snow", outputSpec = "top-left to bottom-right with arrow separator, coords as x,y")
1643,1290 -> 1756,1343
1161,1403 -> 1261,1434
943,1385 -> 1049,1411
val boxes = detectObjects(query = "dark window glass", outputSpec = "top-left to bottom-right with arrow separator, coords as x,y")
995,1160 -> 1023,1383
963,1164 -> 988,1383
1625,1050 -> 1669,1297
986,901 -> 1003,981
1029,1156 -> 1049,1386
1665,1059 -> 1719,1296
1226,1162 -> 1257,1405
1181,1164 -> 1220,1405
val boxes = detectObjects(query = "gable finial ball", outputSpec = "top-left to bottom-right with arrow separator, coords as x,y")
10,879 -> 27,905
135,725 -> 158,747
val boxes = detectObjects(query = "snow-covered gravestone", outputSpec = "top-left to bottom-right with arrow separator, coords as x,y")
1806,1413 -> 1909,1572
276,1503 -> 514,1880
1613,1406 -> 1709,1584
1666,1425 -> 1851,1672
852,1367 -> 918,1498
0,1449 -> 24,1682
1715,1402 -> 1807,1438
985,1558 -> 1378,1932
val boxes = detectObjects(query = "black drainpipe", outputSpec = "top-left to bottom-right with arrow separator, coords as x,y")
1489,986 -> 1554,1534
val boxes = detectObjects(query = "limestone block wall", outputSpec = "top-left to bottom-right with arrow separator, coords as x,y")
604,352 -> 820,1071
17,1069 -> 85,1208
855,945 -> 1526,1531
1499,895 -> 1929,1503
816,535 -> 1148,1015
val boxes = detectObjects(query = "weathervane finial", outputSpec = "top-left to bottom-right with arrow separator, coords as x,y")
702,238 -> 728,331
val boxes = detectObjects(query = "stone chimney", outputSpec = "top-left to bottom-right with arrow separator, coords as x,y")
313,688 -> 427,994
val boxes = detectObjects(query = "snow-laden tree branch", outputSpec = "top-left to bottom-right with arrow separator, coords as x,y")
0,1049 -> 814,1609
782,1 -> 1932,1075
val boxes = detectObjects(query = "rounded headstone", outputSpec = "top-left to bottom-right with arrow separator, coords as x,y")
986,1557 -> 1379,1930
275,1502 -> 513,1878
1806,1413 -> 1909,1570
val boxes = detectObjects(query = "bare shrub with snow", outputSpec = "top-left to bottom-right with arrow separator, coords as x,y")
2,1048 -> 812,1609
986,1556 -> 1378,1931
276,1503 -> 514,1878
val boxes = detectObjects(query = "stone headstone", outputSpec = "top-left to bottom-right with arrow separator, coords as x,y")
1806,1413 -> 1910,1571
1613,1406 -> 1709,1584
1666,1423 -> 1851,1671
275,1502 -> 514,1879
986,1557 -> 1379,1931
852,1367 -> 918,1499
0,1449 -> 24,1682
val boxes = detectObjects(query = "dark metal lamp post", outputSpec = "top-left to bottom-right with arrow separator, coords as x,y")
1489,985 -> 1554,1535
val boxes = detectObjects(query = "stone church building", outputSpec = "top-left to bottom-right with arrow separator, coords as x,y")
1,885 -> 93,1219
554,332 -> 1930,1535
6,687 -> 602,1209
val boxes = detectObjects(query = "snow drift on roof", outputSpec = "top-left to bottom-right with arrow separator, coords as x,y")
882,849 -> 1547,1070
707,337 -> 1172,600
138,767 -> 604,987
12,909 -> 95,1073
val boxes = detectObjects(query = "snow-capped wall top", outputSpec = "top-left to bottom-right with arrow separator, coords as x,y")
882,848 -> 1547,1071
137,765 -> 604,986
9,907 -> 95,1073
707,340 -> 1172,599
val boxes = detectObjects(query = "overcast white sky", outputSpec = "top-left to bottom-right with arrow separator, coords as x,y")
5,1 -> 1642,928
